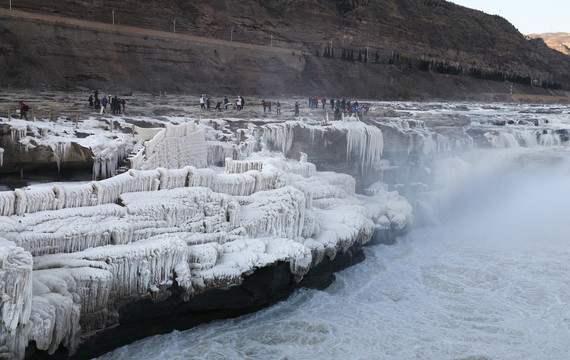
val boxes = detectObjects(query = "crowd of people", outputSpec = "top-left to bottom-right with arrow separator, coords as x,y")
200,93 -> 248,111
88,90 -> 126,115
196,92 -> 369,121
331,98 -> 369,121
308,96 -> 370,121
15,91 -> 367,123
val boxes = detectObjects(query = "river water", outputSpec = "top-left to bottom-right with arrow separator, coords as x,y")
98,104 -> 570,360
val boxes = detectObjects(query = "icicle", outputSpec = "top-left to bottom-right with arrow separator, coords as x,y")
12,186 -> 62,215
136,127 -> 207,170
0,147 -> 4,167
157,167 -> 189,190
225,159 -> 265,174
0,191 -> 16,216
187,167 -> 215,188
262,123 -> 296,156
92,158 -> 101,181
51,142 -> 70,173
210,173 -> 256,196
59,183 -> 96,208
0,240 -> 33,359
335,123 -> 383,169
207,142 -> 235,166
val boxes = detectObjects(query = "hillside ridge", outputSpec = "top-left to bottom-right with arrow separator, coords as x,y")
0,1 -> 568,98
528,33 -> 570,56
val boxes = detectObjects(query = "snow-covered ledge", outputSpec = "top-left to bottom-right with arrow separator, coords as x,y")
0,155 -> 412,359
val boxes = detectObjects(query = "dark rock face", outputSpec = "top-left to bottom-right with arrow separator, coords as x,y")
25,245 -> 365,360
0,0 -> 568,98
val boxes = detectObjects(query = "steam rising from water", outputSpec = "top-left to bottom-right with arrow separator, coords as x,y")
99,146 -> 570,359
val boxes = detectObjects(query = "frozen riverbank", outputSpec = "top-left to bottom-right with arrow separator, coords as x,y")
1,158 -> 411,359
3,97 -> 569,359
0,107 -> 413,359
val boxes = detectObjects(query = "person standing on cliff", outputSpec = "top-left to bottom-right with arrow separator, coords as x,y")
100,97 -> 108,115
200,93 -> 205,110
322,97 -> 326,109
112,96 -> 120,114
240,96 -> 245,110
276,101 -> 281,114
224,96 -> 229,109
88,95 -> 94,110
206,97 -> 211,111
19,101 -> 29,120
294,101 -> 299,117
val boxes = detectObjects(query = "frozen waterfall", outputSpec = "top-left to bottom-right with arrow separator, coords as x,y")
262,122 -> 384,169
0,153 -> 412,358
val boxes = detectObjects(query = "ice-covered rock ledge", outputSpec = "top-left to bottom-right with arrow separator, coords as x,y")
0,155 -> 412,360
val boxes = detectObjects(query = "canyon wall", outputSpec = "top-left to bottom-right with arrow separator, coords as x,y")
1,0 -> 569,99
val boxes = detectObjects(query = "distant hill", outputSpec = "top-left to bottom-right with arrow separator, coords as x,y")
527,33 -> 570,56
0,0 -> 568,98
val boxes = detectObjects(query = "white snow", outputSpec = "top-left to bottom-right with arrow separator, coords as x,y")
0,108 -> 422,359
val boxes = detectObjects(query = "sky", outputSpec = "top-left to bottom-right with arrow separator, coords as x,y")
450,0 -> 569,34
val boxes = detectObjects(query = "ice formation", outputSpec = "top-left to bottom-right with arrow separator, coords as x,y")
50,142 -> 71,173
130,123 -> 208,171
10,126 -> 27,142
3,117 -> 138,180
261,122 -> 383,168
0,151 -> 414,358
0,239 -> 33,360
92,141 -> 127,180
483,129 -> 563,148
334,122 -> 383,169
0,105 -> 433,358
0,147 -> 4,167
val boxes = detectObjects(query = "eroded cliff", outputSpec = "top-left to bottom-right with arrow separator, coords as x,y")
0,0 -> 568,98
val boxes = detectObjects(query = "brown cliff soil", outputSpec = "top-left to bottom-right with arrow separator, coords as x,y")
0,2 -> 569,99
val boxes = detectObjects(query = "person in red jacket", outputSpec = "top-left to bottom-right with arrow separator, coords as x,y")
19,101 -> 28,120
